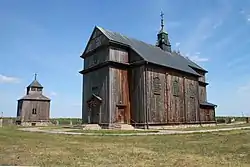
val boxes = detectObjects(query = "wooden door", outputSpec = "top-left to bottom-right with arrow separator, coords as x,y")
117,107 -> 125,123
91,106 -> 100,124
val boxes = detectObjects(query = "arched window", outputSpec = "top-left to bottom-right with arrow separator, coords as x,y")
153,77 -> 161,95
173,80 -> 179,96
32,108 -> 37,115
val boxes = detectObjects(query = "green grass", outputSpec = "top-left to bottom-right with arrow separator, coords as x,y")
174,123 -> 250,131
0,127 -> 250,166
39,126 -> 159,133
67,129 -> 159,134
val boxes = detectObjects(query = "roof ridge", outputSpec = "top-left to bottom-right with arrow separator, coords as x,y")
96,26 -> 206,75
97,26 -> 158,48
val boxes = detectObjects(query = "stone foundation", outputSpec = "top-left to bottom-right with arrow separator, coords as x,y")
82,124 -> 101,130
19,121 -> 52,127
109,124 -> 135,130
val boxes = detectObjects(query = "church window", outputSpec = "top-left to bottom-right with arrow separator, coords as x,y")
37,88 -> 42,91
31,88 -> 36,91
173,80 -> 179,96
153,77 -> 161,95
32,108 -> 37,115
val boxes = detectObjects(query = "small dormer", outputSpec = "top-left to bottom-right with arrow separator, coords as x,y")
26,74 -> 43,95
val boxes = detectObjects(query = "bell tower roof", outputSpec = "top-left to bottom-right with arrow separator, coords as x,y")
27,73 -> 43,88
156,11 -> 172,52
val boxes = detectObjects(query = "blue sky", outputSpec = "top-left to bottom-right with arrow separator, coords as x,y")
1,0 -> 250,118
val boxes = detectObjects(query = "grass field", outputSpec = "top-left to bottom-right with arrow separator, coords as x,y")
174,123 -> 250,131
0,127 -> 250,166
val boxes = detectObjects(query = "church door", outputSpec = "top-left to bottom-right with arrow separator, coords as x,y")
91,105 -> 100,124
117,106 -> 126,123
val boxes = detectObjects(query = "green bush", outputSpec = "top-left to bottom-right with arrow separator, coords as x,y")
50,118 -> 82,125
216,118 -> 226,124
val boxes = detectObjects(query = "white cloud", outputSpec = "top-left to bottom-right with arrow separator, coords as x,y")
180,2 -> 231,53
227,55 -> 249,67
50,91 -> 57,96
182,52 -> 209,63
189,55 -> 209,62
0,74 -> 20,84
175,42 -> 180,47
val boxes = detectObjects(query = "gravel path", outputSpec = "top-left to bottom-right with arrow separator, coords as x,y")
19,126 -> 250,136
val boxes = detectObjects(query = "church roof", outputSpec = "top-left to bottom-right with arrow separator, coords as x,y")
18,93 -> 50,101
97,26 -> 207,76
27,79 -> 43,88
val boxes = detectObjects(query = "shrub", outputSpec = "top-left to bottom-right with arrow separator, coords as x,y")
216,118 -> 226,124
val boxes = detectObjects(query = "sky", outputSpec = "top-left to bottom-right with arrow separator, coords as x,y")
1,0 -> 250,118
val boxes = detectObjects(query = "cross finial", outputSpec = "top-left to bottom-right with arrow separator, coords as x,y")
160,11 -> 164,30
34,73 -> 37,80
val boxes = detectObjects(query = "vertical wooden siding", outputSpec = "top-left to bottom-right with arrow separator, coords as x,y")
21,100 -> 50,122
109,67 -> 130,123
129,66 -> 145,123
145,66 -> 199,124
84,29 -> 109,54
83,67 -> 109,123
84,48 -> 109,69
184,77 -> 199,123
109,47 -> 128,63
199,85 -> 207,102
146,68 -> 166,123
200,108 -> 215,122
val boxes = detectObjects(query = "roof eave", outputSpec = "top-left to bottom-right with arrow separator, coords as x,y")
189,65 -> 208,73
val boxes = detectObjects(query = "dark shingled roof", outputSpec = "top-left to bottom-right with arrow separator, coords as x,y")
200,101 -> 217,107
18,93 -> 50,101
27,80 -> 43,88
97,26 -> 207,76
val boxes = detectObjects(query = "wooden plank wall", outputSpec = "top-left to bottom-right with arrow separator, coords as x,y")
84,48 -> 109,69
85,29 -> 109,54
129,66 -> 145,123
21,100 -> 50,122
82,67 -> 109,123
198,74 -> 206,82
184,77 -> 199,123
199,85 -> 207,102
146,67 -> 166,123
109,47 -> 128,63
145,67 -> 199,124
109,67 -> 130,124
200,108 -> 215,122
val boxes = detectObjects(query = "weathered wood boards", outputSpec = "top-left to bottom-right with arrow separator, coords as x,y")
81,27 -> 216,126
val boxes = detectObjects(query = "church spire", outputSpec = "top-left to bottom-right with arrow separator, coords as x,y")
34,73 -> 37,80
160,11 -> 164,32
156,11 -> 171,52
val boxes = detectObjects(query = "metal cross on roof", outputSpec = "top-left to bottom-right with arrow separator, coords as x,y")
160,11 -> 164,29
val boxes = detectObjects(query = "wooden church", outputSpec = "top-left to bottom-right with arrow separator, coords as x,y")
80,14 -> 217,128
16,74 -> 51,126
